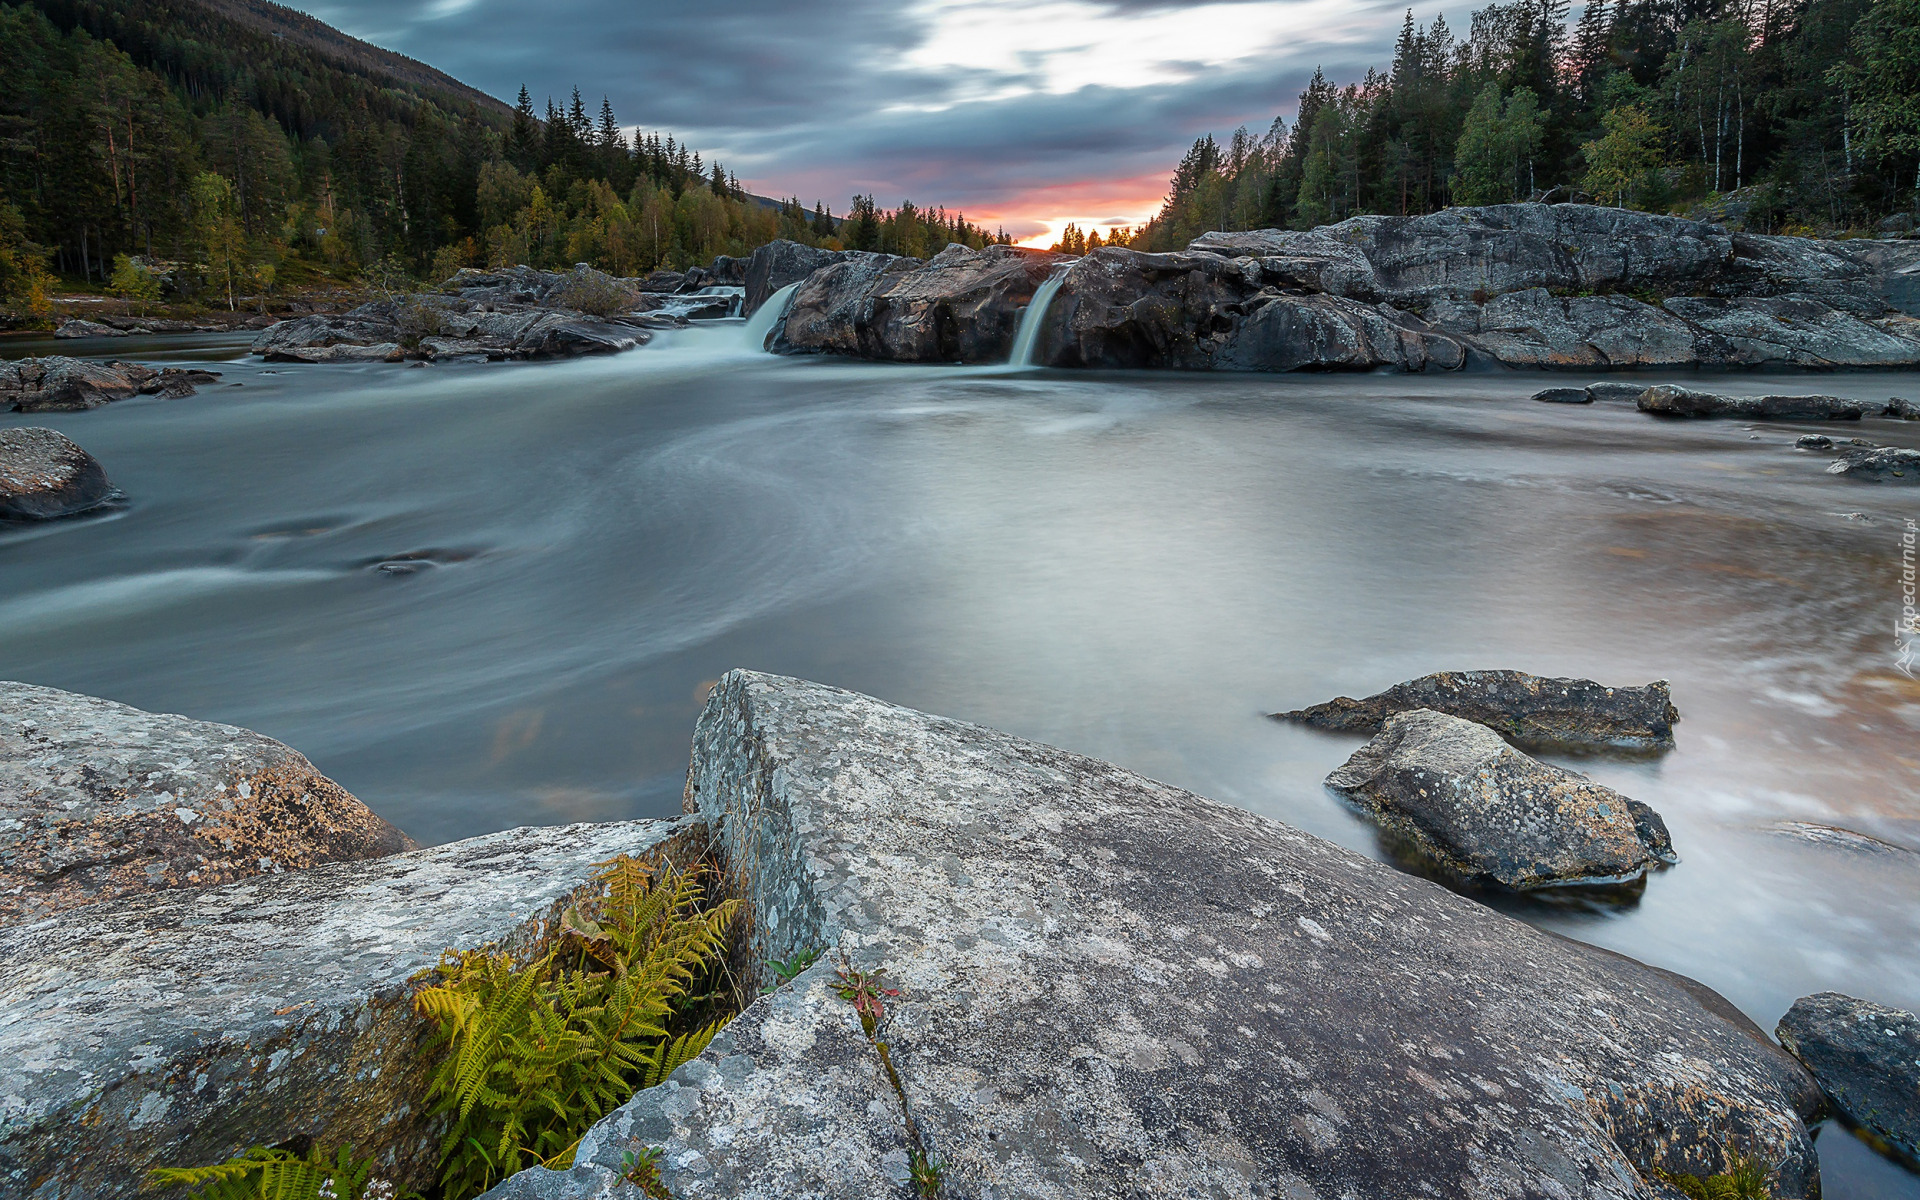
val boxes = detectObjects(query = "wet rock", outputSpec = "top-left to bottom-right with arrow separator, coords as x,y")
705,254 -> 747,286
1828,446 -> 1920,482
1275,668 -> 1679,751
1586,381 -> 1653,403
1767,822 -> 1915,857
1638,385 -> 1877,420
1798,434 -> 1836,449
1325,709 -> 1675,890
0,817 -> 706,1197
1886,396 -> 1920,420
0,356 -> 220,411
0,428 -> 113,520
0,683 -> 415,927
772,250 -> 920,353
1532,385 -> 1593,403
1425,290 -> 1697,368
53,318 -> 127,338
743,239 -> 849,317
1776,993 -> 1920,1162
1038,247 -> 1466,372
486,672 -> 1817,1200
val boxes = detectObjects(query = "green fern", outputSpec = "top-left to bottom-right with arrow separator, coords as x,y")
413,854 -> 740,1200
148,1144 -> 403,1200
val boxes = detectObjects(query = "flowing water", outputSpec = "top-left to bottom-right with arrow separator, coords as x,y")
5,324 -> 1919,1195
1007,267 -> 1068,367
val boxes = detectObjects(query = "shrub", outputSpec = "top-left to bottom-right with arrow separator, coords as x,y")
555,269 -> 638,317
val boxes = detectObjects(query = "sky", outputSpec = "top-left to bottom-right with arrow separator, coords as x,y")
290,0 -> 1452,242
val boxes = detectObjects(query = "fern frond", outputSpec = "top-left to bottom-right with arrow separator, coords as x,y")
641,1019 -> 726,1088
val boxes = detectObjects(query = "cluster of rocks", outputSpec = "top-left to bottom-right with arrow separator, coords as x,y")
750,204 -> 1920,372
1277,670 -> 1679,891
2,356 -> 219,412
0,427 -> 114,520
250,262 -> 744,364
1,673 -> 1915,1198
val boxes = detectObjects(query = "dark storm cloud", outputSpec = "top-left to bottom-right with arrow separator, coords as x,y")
291,0 -> 1431,223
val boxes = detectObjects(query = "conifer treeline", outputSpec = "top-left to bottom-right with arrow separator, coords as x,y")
0,0 -> 1003,306
1129,0 -> 1919,250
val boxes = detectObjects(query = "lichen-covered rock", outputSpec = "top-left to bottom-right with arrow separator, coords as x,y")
1426,289 -> 1698,368
1828,446 -> 1920,482
1776,993 -> 1920,1161
0,429 -> 113,521
1274,669 -> 1680,751
487,672 -> 1816,1200
1,357 -> 220,412
774,244 -> 1068,363
743,239 -> 849,317
0,817 -> 705,1198
52,319 -> 127,338
1186,228 -> 1381,299
1662,295 -> 1920,367
1638,385 -> 1878,420
1325,708 -> 1676,890
0,682 -> 415,926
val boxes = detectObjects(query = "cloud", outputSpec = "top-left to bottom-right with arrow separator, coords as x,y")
285,0 -> 1454,229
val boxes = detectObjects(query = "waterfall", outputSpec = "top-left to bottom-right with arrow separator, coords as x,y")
1007,268 -> 1069,367
743,282 -> 800,352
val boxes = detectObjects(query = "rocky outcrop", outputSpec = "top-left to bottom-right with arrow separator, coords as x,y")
53,319 -> 126,338
1776,993 -> 1920,1162
1887,396 -> 1920,419
487,671 -> 1817,1200
743,239 -> 849,317
1426,289 -> 1697,368
0,817 -> 705,1197
1326,709 -> 1676,890
1275,669 -> 1680,752
775,244 -> 1069,363
0,428 -> 113,520
1034,246 -> 1467,371
1828,446 -> 1920,482
248,266 -> 675,364
0,683 -> 414,926
1,357 -> 220,412
1662,294 -> 1920,366
1637,385 -> 1877,419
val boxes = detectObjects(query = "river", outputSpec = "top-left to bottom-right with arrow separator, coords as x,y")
5,323 -> 1918,1196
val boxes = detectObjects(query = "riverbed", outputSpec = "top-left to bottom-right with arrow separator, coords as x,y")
5,325 -> 1918,1195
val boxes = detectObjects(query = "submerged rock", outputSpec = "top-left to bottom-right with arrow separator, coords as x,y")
0,683 -> 415,926
1638,384 -> 1877,420
743,239 -> 848,317
487,672 -> 1815,1200
1586,381 -> 1655,403
1532,385 -> 1593,403
0,428 -> 113,520
1798,434 -> 1836,449
776,244 -> 1067,363
0,817 -> 705,1196
0,356 -> 220,411
1275,669 -> 1680,751
1325,708 -> 1676,890
1776,993 -> 1920,1162
1828,446 -> 1920,482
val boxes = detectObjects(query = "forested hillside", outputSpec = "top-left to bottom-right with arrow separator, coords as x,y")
0,0 -> 1003,316
1121,0 -> 1918,251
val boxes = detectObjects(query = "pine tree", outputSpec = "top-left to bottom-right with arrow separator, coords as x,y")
508,86 -> 539,172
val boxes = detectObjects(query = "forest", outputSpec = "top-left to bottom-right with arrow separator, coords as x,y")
1119,0 -> 1919,251
0,0 -> 1003,313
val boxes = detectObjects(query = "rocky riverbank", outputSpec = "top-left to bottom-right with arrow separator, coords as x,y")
751,204 -> 1920,372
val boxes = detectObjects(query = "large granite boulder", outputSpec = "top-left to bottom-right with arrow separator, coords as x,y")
1035,247 -> 1467,372
1325,709 -> 1676,890
1275,669 -> 1680,752
0,429 -> 113,520
0,683 -> 414,927
487,671 -> 1818,1200
743,239 -> 849,317
0,818 -> 705,1197
1828,446 -> 1920,482
1637,385 -> 1878,420
1,357 -> 219,412
775,244 -> 1070,363
1776,993 -> 1920,1161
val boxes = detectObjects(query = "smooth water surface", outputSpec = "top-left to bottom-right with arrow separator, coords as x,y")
6,325 -> 1918,1194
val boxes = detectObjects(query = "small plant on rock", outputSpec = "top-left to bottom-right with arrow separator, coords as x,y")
762,946 -> 822,994
620,1146 -> 672,1199
1652,1154 -> 1774,1200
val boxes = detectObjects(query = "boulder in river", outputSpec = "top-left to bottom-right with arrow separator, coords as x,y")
482,672 -> 1815,1199
1275,668 -> 1680,752
1638,384 -> 1878,420
1532,385 -> 1594,403
52,318 -> 127,338
1,356 -> 220,411
0,682 -> 415,927
1885,396 -> 1920,420
1325,708 -> 1676,890
0,816 -> 705,1196
1776,993 -> 1920,1162
1827,446 -> 1920,482
1798,434 -> 1836,449
743,239 -> 849,317
0,428 -> 113,520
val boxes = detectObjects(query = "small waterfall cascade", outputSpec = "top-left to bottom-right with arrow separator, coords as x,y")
1007,267 -> 1070,368
743,282 -> 800,351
